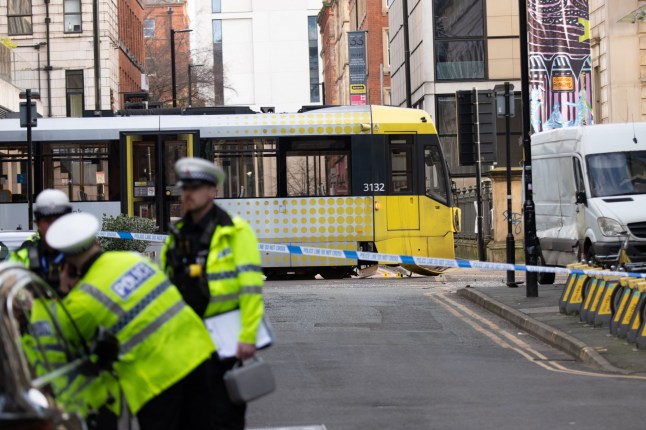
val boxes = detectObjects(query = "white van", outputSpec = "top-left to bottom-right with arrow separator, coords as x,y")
532,123 -> 646,283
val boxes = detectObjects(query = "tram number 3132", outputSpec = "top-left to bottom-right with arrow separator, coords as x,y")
363,183 -> 385,192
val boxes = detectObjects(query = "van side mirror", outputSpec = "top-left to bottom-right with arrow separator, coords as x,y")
575,191 -> 587,205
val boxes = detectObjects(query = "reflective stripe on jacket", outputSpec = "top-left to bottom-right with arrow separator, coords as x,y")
9,233 -> 38,266
161,213 -> 265,344
63,251 -> 215,414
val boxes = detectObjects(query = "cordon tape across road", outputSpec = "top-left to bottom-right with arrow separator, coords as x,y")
96,231 -> 646,280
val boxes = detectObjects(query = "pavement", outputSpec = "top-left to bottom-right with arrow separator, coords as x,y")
456,281 -> 646,376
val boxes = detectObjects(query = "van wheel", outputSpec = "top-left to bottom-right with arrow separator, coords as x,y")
584,245 -> 596,266
537,254 -> 555,285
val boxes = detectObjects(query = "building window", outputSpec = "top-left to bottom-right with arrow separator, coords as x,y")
66,70 -> 84,118
382,28 -> 390,72
143,19 -> 155,38
64,0 -> 82,33
212,20 -> 223,105
436,95 -> 466,175
8,0 -> 32,35
212,0 -> 221,13
308,16 -> 320,103
434,0 -> 485,80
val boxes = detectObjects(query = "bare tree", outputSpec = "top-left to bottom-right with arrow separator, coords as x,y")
143,8 -> 235,108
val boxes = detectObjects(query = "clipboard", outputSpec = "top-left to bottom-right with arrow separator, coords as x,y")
204,309 -> 274,359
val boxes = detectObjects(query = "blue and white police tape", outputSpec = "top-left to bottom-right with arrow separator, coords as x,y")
96,230 -> 646,280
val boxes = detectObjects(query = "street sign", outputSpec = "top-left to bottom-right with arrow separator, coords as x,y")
19,102 -> 37,128
456,90 -> 497,166
348,31 -> 367,106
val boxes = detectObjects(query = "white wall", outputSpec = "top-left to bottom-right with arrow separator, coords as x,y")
190,0 -> 324,113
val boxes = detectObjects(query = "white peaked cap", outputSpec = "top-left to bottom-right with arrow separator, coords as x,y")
46,212 -> 100,255
175,157 -> 225,186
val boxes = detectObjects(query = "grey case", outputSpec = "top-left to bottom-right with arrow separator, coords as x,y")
223,356 -> 276,404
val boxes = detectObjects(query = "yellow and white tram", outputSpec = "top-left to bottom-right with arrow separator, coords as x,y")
0,105 -> 460,278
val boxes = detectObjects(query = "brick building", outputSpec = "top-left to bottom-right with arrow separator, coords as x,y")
318,0 -> 391,106
143,0 -> 192,107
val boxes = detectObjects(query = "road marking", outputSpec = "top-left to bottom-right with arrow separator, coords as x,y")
427,292 -> 646,380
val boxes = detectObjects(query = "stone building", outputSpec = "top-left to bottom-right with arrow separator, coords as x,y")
0,0 -> 145,117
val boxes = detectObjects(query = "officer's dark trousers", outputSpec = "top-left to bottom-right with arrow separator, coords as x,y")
211,354 -> 246,430
137,359 -> 214,430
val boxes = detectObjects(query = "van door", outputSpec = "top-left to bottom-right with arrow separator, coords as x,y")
555,156 -> 580,263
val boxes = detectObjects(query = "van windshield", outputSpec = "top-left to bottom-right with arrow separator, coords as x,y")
587,151 -> 646,197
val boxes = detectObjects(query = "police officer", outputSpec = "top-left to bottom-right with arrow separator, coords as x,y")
47,212 -> 216,430
161,157 -> 265,430
10,189 -> 72,294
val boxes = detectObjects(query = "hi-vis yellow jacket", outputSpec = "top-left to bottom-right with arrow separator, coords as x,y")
161,212 -> 265,345
63,251 -> 214,414
23,298 -> 121,417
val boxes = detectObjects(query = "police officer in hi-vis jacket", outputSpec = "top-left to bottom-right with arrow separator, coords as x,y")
47,212 -> 216,430
10,189 -> 72,294
161,157 -> 265,430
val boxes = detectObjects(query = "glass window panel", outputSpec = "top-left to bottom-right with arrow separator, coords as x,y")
286,153 -> 350,197
284,139 -> 350,197
42,143 -> 111,202
433,0 -> 484,38
436,96 -> 456,134
64,15 -> 81,32
213,20 -> 222,44
144,19 -> 155,38
68,94 -> 83,117
0,146 -> 28,202
64,0 -> 80,14
8,0 -> 31,15
8,17 -> 32,35
391,148 -> 412,193
212,0 -> 221,13
66,70 -> 83,89
207,138 -> 278,198
308,16 -> 320,103
424,145 -> 448,204
435,40 -> 485,80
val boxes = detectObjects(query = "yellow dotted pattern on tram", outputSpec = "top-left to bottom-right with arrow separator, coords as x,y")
218,196 -> 374,266
198,111 -> 370,137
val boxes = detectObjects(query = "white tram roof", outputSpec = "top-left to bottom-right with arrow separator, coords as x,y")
0,105 -> 436,142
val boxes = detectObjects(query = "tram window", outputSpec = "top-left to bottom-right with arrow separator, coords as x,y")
390,136 -> 413,193
285,138 -> 350,197
424,145 -> 448,204
42,142 -> 113,202
0,146 -> 28,203
205,138 -> 277,198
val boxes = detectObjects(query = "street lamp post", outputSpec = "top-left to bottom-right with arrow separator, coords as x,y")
494,82 -> 516,288
518,0 -> 539,297
188,63 -> 204,107
170,28 -> 192,108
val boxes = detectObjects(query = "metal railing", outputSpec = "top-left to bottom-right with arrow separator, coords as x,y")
453,182 -> 493,241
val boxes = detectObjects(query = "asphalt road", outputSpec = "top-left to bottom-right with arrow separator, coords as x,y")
246,271 -> 646,430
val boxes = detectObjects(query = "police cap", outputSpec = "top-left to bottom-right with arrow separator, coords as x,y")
46,212 -> 100,255
175,157 -> 225,187
34,189 -> 72,218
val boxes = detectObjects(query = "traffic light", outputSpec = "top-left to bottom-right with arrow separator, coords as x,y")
456,90 -> 497,166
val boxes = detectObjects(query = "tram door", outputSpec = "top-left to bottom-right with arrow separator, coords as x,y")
121,132 -> 197,232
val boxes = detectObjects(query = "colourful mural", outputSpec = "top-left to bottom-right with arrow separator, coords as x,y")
528,0 -> 593,133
